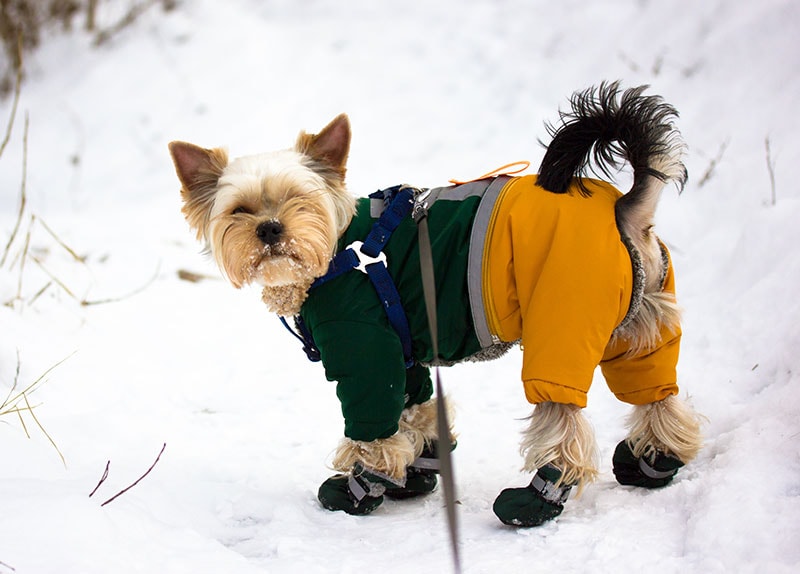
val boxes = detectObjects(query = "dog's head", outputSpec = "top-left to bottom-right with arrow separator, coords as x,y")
169,115 -> 356,296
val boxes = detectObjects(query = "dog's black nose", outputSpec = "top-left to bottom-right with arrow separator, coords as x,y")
256,220 -> 283,245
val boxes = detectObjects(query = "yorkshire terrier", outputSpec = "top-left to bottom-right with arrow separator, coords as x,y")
169,82 -> 702,527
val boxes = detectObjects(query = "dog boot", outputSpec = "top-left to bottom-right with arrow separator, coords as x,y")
384,439 -> 457,500
492,463 -> 573,527
318,462 -> 405,515
612,440 -> 684,488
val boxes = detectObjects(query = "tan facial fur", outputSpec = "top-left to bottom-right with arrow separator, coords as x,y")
169,115 -> 357,314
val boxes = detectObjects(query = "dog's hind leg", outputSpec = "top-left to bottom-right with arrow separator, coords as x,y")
613,394 -> 703,488
493,402 -> 598,527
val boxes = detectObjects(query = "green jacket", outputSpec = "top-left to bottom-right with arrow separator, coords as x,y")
299,181 -> 505,441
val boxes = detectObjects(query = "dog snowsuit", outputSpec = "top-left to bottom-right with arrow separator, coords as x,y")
299,174 -> 681,443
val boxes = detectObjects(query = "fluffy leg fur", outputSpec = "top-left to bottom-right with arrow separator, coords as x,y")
625,394 -> 703,464
398,398 -> 456,459
520,402 -> 599,493
331,434 -> 416,483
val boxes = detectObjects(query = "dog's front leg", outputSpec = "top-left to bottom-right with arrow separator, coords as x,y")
317,397 -> 459,514
318,433 -> 416,515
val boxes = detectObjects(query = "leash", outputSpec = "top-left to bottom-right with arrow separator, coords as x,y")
414,201 -> 462,574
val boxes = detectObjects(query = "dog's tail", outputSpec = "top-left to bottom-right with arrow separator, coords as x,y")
537,82 -> 687,245
538,82 -> 687,353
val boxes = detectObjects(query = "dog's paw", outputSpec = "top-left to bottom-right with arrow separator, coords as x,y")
318,473 -> 384,516
492,464 -> 571,527
384,468 -> 438,500
612,440 -> 684,488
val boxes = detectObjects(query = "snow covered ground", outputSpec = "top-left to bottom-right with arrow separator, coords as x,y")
1,0 -> 798,572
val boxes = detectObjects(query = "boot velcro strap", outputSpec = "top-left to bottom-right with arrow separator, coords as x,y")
638,457 -> 679,480
410,455 -> 440,472
348,463 -> 407,502
348,474 -> 386,502
530,473 -> 572,505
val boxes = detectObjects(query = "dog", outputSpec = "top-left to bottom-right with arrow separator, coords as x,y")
169,82 -> 703,527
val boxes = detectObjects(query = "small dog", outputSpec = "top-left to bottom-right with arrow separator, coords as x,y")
169,82 -> 702,526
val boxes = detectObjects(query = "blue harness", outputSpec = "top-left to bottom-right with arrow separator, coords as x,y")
280,185 -> 418,367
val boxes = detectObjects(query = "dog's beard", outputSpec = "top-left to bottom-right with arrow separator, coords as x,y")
208,198 -> 339,291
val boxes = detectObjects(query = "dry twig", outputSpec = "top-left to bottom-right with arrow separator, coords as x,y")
1,113 -> 29,268
177,269 -> 216,283
0,34 -> 22,159
100,443 -> 167,506
94,0 -> 159,46
697,139 -> 729,188
1,352 -> 74,467
88,460 -> 111,498
81,263 -> 161,306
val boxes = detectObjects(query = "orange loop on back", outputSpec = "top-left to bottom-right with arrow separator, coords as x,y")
448,160 -> 531,185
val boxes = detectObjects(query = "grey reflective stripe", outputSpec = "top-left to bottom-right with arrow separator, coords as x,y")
371,176 -> 510,350
411,456 -> 440,471
466,176 -> 511,348
530,473 -> 572,504
638,457 -> 678,480
348,474 -> 369,501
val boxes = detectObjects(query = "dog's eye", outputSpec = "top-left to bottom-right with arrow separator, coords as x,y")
232,206 -> 250,215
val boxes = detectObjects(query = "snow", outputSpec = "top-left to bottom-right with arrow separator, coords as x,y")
1,0 -> 799,572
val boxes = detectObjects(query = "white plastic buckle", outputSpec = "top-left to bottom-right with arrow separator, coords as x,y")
347,241 -> 387,274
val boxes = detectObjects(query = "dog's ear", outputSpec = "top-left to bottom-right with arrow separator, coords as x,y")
168,141 -> 229,236
295,114 -> 351,177
169,141 -> 228,193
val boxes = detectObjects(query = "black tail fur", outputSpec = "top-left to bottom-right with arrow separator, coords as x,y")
537,82 -> 687,217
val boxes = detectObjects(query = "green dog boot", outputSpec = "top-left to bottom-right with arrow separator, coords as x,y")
384,439 -> 456,500
384,467 -> 438,500
493,464 -> 573,527
318,463 -> 407,515
612,440 -> 684,488
318,473 -> 384,516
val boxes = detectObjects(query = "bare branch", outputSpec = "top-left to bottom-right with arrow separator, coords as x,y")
1,113 -> 29,268
1,349 -> 21,409
101,443 -> 167,506
24,392 -> 66,467
29,253 -> 79,301
89,460 -> 111,498
697,139 -> 729,188
82,263 -> 161,306
35,216 -> 86,263
27,281 -> 52,306
94,0 -> 159,46
1,351 -> 76,413
177,269 -> 217,283
0,33 -> 22,159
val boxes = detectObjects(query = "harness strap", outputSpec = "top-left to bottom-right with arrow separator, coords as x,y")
279,316 -> 321,362
293,185 -> 417,367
